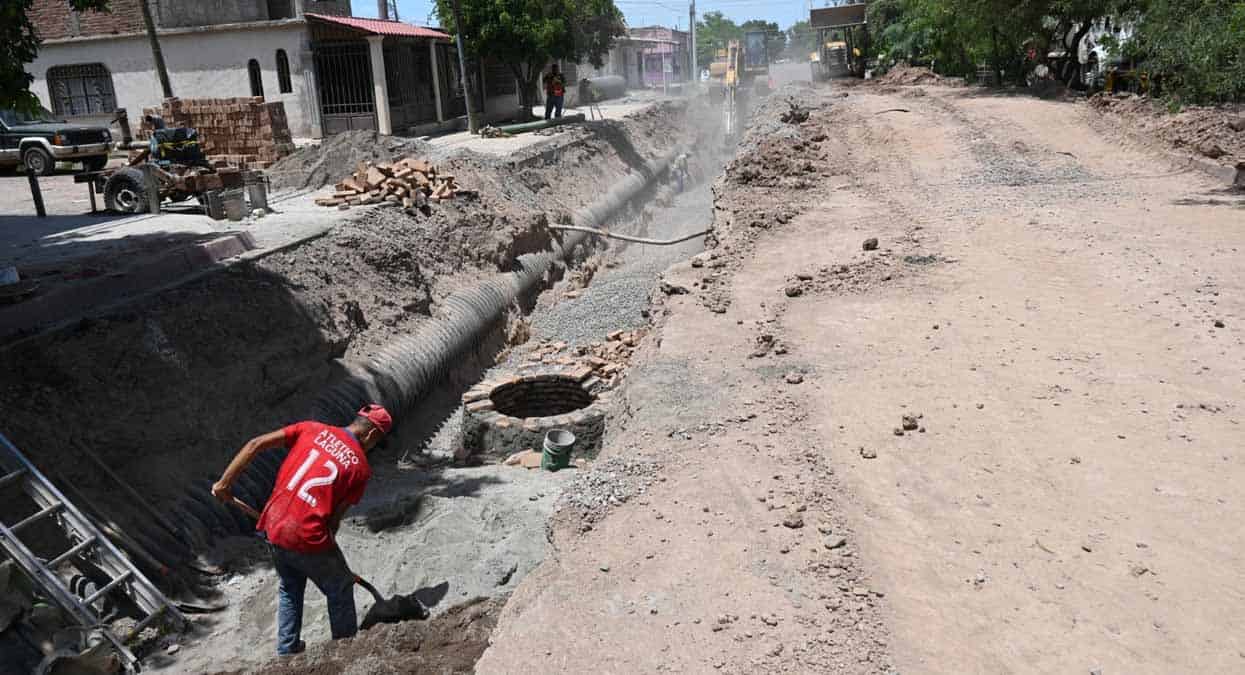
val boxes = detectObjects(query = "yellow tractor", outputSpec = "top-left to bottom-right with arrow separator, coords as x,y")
710,31 -> 771,136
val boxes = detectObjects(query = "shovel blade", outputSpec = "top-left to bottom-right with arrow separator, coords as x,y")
360,593 -> 428,630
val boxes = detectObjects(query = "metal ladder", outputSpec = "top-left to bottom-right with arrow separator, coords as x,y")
0,432 -> 184,672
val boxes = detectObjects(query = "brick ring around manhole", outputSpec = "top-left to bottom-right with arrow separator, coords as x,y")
460,369 -> 609,460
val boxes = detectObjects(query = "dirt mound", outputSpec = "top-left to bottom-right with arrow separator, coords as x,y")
216,596 -> 502,675
877,63 -> 945,86
1088,93 -> 1244,164
723,89 -> 847,192
267,131 -> 434,192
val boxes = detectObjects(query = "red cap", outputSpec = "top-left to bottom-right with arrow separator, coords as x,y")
358,404 -> 393,434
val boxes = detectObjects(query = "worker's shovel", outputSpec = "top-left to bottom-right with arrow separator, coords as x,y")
223,494 -> 428,628
354,575 -> 429,629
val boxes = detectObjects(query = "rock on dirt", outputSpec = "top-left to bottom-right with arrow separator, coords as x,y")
784,371 -> 805,384
863,237 -> 880,251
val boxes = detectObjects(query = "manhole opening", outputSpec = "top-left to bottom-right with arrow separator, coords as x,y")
489,377 -> 595,418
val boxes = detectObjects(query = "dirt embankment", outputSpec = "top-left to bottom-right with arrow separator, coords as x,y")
477,84 -> 895,674
1088,93 -> 1245,166
0,102 -> 692,555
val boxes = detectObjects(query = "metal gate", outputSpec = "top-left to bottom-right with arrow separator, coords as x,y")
385,41 -> 438,130
437,43 -> 466,118
313,41 -> 376,135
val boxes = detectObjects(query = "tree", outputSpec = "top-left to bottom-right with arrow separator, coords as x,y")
434,0 -> 626,118
1,0 -> 110,112
740,19 -> 785,63
695,11 -> 741,70
139,0 -> 173,98
1125,0 -> 1245,103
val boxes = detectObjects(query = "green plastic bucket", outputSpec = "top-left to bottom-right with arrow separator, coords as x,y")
541,429 -> 576,471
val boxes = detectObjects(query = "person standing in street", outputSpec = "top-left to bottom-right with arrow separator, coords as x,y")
212,404 -> 393,655
543,63 -> 566,120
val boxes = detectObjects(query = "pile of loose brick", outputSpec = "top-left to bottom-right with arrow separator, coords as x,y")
522,329 -> 643,383
140,97 -> 295,168
313,158 -> 469,211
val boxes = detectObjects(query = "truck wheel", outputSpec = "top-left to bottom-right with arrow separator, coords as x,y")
83,155 -> 109,172
103,167 -> 151,214
22,147 -> 55,176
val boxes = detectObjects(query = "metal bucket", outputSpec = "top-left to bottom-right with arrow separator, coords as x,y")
245,173 -> 269,212
203,191 -> 226,220
222,190 -> 246,221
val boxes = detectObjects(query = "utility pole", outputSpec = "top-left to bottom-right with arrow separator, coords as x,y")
689,0 -> 697,88
449,0 -> 481,132
140,0 -> 173,98
377,0 -> 388,20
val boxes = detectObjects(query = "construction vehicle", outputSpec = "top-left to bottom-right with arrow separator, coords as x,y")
810,3 -> 869,79
74,118 -> 250,215
711,30 -> 772,136
812,40 -> 851,81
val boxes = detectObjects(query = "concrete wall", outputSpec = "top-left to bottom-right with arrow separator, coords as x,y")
30,23 -> 320,138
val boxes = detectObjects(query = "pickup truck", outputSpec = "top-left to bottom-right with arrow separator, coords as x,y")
0,107 -> 112,175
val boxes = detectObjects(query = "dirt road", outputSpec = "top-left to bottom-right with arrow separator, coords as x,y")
480,83 -> 1244,673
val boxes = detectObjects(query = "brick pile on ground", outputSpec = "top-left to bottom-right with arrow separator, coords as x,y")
520,329 -> 644,384
140,97 -> 295,168
314,158 -> 472,211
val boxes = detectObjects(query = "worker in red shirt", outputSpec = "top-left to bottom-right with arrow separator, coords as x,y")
211,404 -> 392,655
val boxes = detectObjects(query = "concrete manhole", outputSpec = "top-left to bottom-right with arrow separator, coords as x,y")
460,369 -> 608,460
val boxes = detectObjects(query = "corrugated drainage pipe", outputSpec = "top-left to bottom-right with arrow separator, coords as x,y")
170,147 -> 682,553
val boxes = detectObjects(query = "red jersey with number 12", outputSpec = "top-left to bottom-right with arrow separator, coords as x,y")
257,421 -> 372,553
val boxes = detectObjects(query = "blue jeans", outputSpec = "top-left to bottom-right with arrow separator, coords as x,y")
545,95 -> 564,120
272,543 -> 357,655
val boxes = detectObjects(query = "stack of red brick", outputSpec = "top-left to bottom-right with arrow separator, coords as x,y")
140,97 -> 295,168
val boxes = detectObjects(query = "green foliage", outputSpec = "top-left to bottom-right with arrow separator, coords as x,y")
866,0 -> 1245,101
695,11 -> 741,70
1,0 -> 110,112
1126,0 -> 1245,103
435,0 -> 625,107
740,19 -> 785,63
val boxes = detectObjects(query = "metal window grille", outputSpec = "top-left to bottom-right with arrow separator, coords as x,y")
276,49 -> 292,93
46,63 -> 116,117
247,59 -> 265,98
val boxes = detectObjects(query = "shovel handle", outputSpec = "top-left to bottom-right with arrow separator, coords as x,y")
354,575 -> 386,603
229,496 -> 262,520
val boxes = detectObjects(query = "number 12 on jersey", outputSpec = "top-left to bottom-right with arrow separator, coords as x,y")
285,450 -> 338,508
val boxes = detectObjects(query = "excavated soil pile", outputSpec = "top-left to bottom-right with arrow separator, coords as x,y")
877,64 -> 946,86
713,86 -> 856,246
214,597 -> 503,675
1088,93 -> 1245,165
266,131 -> 434,193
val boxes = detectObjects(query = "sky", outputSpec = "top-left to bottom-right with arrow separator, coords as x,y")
348,0 -> 816,35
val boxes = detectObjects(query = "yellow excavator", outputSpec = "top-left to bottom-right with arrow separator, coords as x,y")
707,31 -> 771,135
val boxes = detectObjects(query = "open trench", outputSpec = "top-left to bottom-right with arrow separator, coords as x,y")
175,175 -> 723,675
0,98 -> 736,673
